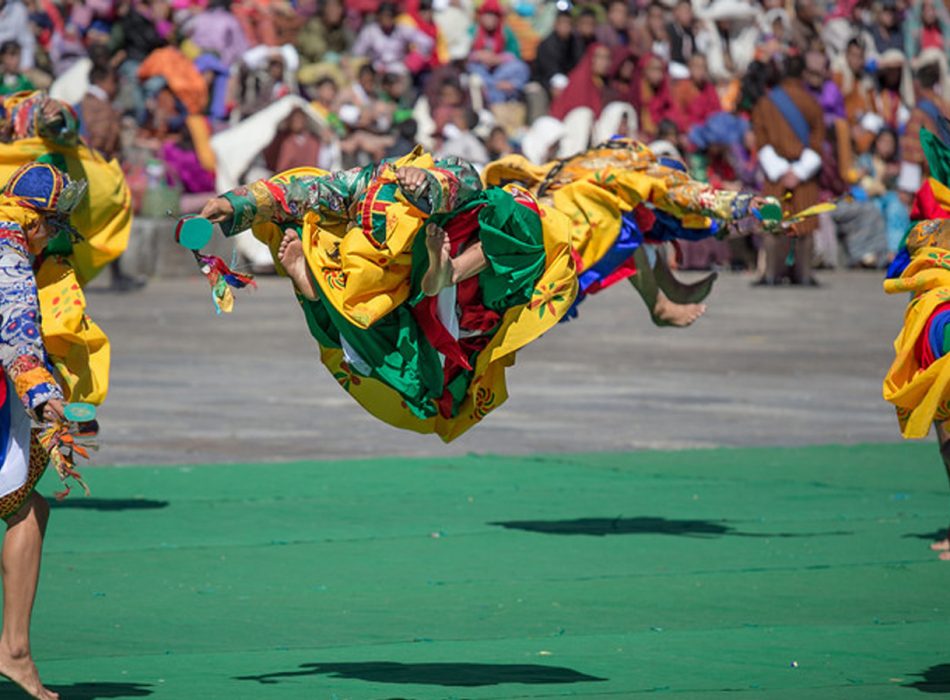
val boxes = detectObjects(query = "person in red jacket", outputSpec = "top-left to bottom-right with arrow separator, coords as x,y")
670,53 -> 721,133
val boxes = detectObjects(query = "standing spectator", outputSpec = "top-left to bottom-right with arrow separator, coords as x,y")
467,0 -> 530,106
869,0 -> 904,54
0,0 -> 35,69
535,10 -> 583,91
352,2 -> 434,78
751,54 -> 825,286
0,42 -> 33,96
182,0 -> 250,68
79,65 -> 121,159
666,0 -> 695,76
670,53 -> 720,135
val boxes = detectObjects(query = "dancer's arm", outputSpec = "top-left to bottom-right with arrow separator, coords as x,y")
648,163 -> 777,224
2,92 -> 79,146
201,166 -> 369,237
0,227 -> 64,421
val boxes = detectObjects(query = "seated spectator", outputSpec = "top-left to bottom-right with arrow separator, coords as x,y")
262,106 -> 321,172
183,0 -> 250,67
575,6 -> 600,55
0,41 -> 33,95
789,0 -> 822,51
352,2 -> 434,78
549,43 -> 613,120
400,0 -> 443,74
639,2 -> 671,63
596,0 -> 632,48
297,0 -> 353,68
905,0 -> 950,55
195,53 -> 232,124
79,65 -> 121,159
486,124 -> 514,160
902,50 -> 950,173
535,10 -> 583,92
467,0 -> 530,106
854,127 -> 909,256
874,49 -> 913,134
869,0 -> 904,55
666,0 -> 695,75
832,38 -> 877,132
0,0 -> 35,71
802,49 -> 845,128
670,53 -> 720,134
638,53 -> 675,138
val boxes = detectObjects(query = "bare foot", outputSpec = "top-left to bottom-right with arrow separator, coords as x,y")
421,224 -> 453,297
0,646 -> 59,700
278,230 -> 317,301
940,550 -> 950,561
930,537 -> 950,552
653,291 -> 706,327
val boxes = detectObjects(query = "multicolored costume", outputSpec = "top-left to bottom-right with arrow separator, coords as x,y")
483,139 -> 772,321
0,162 -> 90,517
883,129 -> 950,438
0,91 -> 128,407
214,141 -> 773,441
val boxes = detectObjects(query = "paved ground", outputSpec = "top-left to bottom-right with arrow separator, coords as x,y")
87,267 -> 910,466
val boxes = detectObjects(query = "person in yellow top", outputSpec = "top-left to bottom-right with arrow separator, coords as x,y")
882,128 -> 950,560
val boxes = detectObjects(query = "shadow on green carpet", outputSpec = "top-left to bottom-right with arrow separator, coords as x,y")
490,516 -> 854,538
235,661 -> 606,687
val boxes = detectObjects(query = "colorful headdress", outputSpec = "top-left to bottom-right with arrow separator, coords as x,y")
2,162 -> 87,241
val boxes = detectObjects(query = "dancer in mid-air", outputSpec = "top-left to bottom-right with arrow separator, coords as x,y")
198,140 -> 780,441
883,128 -> 950,561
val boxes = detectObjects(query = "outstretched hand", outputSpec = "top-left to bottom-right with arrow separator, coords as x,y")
41,399 -> 65,424
199,197 -> 235,223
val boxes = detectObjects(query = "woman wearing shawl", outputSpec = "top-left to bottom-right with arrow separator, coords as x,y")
0,162 -> 97,700
467,0 -> 530,106
882,128 -> 950,561
904,0 -> 950,55
549,43 -> 614,121
194,141 -> 778,440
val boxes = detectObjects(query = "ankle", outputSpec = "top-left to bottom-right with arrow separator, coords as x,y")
0,639 -> 32,661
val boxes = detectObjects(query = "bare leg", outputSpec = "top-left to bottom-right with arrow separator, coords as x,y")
422,224 -> 488,297
0,492 -> 59,700
277,230 -> 317,301
933,422 -> 950,560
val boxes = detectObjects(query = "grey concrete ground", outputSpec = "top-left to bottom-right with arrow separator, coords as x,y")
87,267 -> 910,465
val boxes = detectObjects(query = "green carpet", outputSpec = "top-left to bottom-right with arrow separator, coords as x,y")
10,442 -> 949,699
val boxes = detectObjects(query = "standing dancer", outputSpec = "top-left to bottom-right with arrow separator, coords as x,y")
0,161 -> 91,700
883,128 -> 950,560
197,141 -> 778,441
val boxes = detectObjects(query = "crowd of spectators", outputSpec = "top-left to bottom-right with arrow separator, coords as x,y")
0,0 -> 947,279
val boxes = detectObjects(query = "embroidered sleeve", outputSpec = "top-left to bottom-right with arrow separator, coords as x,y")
219,167 -> 368,237
0,226 -> 63,418
647,162 -> 761,223
4,92 -> 79,146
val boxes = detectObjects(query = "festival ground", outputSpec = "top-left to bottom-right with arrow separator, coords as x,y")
14,269 -> 947,699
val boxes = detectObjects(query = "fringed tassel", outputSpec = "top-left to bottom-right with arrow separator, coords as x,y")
192,251 -> 257,314
37,423 -> 94,500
